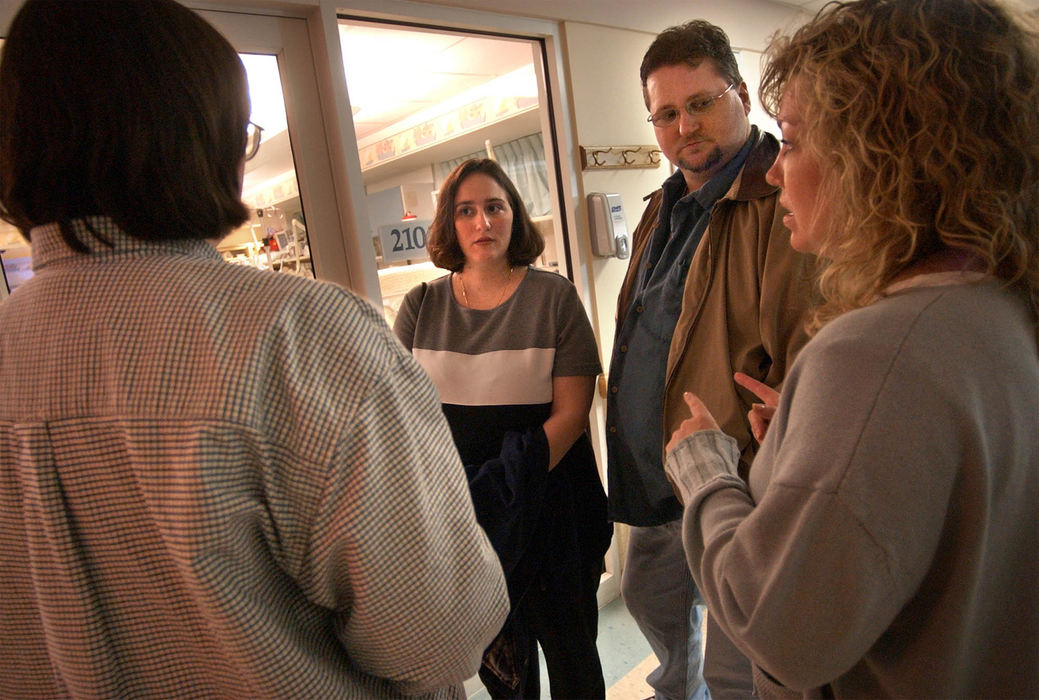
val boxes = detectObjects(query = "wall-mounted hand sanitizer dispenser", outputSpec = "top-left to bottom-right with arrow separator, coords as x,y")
587,192 -> 630,259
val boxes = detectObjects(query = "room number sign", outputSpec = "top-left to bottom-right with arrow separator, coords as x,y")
378,221 -> 432,263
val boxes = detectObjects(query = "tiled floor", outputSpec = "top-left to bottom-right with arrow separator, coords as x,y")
598,596 -> 657,699
467,595 -> 657,699
600,595 -> 657,699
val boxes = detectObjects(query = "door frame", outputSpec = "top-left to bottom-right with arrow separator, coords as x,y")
323,0 -> 618,606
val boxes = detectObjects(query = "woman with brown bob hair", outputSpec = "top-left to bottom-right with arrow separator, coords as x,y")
395,158 -> 611,698
426,158 -> 545,272
663,0 -> 1039,697
0,0 -> 251,246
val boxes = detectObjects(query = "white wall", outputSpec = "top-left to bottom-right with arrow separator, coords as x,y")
561,20 -> 664,358
413,0 -> 807,45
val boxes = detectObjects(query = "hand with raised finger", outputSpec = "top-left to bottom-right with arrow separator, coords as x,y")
666,391 -> 721,454
734,372 -> 780,443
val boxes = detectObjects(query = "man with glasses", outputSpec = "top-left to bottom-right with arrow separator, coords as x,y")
605,20 -> 812,700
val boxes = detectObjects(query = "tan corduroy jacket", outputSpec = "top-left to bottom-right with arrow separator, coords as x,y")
615,129 -> 815,479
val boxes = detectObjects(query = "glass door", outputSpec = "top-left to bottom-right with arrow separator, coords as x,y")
335,12 -> 621,611
220,52 -> 314,279
337,19 -> 568,327
198,8 -> 360,294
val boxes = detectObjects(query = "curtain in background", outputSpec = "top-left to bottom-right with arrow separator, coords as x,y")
434,133 -> 551,218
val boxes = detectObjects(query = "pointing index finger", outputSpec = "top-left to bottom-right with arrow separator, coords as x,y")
734,371 -> 780,406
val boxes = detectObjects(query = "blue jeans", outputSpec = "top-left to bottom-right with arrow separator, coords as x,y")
621,521 -> 709,700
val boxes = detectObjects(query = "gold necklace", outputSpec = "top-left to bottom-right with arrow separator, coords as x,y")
459,266 -> 513,309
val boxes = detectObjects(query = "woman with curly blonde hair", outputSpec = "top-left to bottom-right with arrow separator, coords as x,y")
663,0 -> 1039,697
763,0 -> 1039,331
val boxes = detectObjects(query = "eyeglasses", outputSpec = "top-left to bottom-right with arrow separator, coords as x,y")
646,84 -> 735,127
245,121 -> 264,161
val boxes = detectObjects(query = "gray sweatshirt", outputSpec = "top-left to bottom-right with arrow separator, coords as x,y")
667,277 -> 1039,698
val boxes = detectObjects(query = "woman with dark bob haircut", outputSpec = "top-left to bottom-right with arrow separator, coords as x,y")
0,0 -> 251,245
664,0 -> 1039,697
0,1 -> 510,697
395,158 -> 612,698
426,158 -> 545,272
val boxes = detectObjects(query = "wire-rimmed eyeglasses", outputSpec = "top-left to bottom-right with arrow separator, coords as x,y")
646,84 -> 735,128
245,121 -> 264,161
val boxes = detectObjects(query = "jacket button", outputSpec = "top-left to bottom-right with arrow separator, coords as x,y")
610,385 -> 618,394
620,344 -> 628,353
608,426 -> 617,434
635,305 -> 643,313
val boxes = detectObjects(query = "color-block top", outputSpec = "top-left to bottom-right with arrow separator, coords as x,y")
394,267 -> 601,465
666,277 -> 1039,697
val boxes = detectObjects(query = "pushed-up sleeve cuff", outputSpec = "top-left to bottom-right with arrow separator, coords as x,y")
664,430 -> 747,508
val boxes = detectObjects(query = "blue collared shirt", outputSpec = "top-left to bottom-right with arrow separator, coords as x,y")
607,138 -> 752,526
